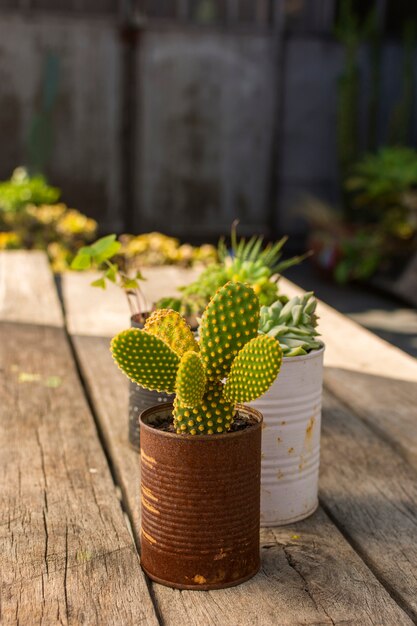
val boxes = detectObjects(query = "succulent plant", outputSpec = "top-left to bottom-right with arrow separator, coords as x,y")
155,223 -> 311,317
111,281 -> 283,435
258,292 -> 322,357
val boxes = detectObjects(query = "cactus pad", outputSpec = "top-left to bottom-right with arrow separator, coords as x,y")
144,308 -> 199,357
111,328 -> 179,392
110,280 -> 283,436
176,351 -> 206,407
199,281 -> 260,381
224,335 -> 282,403
173,381 -> 235,435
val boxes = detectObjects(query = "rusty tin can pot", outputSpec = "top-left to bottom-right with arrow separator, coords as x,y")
139,403 -> 263,590
128,314 -> 174,451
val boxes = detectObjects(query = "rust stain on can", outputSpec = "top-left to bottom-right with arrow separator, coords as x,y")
141,450 -> 157,468
288,447 -> 294,454
142,485 -> 158,502
214,548 -> 229,560
141,496 -> 160,515
142,528 -> 157,545
193,575 -> 207,585
139,403 -> 262,590
305,416 -> 315,440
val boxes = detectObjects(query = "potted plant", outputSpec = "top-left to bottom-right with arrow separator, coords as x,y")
110,281 -> 282,589
71,235 -> 175,450
156,221 -> 310,319
253,292 -> 324,526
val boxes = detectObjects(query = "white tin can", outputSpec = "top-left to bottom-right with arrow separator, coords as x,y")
251,345 -> 324,527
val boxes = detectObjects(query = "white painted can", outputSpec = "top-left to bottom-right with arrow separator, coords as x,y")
251,345 -> 325,527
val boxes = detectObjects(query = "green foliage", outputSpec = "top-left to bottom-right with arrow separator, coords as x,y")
334,230 -> 384,283
345,146 -> 417,240
111,281 -> 282,435
0,168 -> 60,213
0,200 -> 97,271
71,235 -> 122,270
71,234 -> 147,317
156,224 -> 309,317
259,292 -> 322,356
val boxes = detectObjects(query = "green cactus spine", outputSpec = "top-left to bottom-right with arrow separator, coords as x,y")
111,281 -> 283,435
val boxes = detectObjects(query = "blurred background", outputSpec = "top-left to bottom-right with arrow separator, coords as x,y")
1,0 -> 417,353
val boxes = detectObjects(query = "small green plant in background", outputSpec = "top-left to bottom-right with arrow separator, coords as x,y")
156,223 -> 310,318
111,281 -> 282,435
345,146 -> 417,241
0,167 -> 60,213
259,292 -> 321,357
71,235 -> 147,319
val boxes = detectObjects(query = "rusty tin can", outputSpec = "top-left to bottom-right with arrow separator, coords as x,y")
128,315 -> 174,451
139,403 -> 263,590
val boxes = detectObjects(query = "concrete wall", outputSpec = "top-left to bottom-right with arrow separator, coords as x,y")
0,12 -> 411,239
136,29 -> 276,238
0,14 -> 122,231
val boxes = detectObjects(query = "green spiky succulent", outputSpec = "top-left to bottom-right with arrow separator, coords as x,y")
155,224 -> 311,317
258,292 -> 322,357
111,281 -> 283,435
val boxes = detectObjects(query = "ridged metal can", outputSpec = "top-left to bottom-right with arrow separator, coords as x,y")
139,403 -> 263,590
251,345 -> 324,526
128,383 -> 174,450
128,315 -> 175,451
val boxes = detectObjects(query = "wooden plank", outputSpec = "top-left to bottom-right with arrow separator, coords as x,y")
63,270 -> 412,625
0,251 -> 63,327
0,252 -> 158,625
320,389 -> 417,621
280,277 -> 417,469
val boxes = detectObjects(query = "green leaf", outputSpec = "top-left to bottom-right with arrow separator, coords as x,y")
135,270 -> 146,281
71,250 -> 92,270
91,278 -> 106,289
90,234 -> 117,255
105,263 -> 118,283
85,235 -> 122,264
122,277 -> 139,290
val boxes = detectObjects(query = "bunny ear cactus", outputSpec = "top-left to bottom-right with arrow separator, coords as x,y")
144,308 -> 199,356
111,281 -> 283,435
199,281 -> 260,381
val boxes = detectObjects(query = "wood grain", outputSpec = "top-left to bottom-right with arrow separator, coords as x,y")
320,389 -> 417,621
0,251 -> 63,327
63,270 -> 412,625
0,253 -> 158,625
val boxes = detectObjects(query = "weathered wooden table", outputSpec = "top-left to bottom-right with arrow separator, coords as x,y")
2,250 -> 417,625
